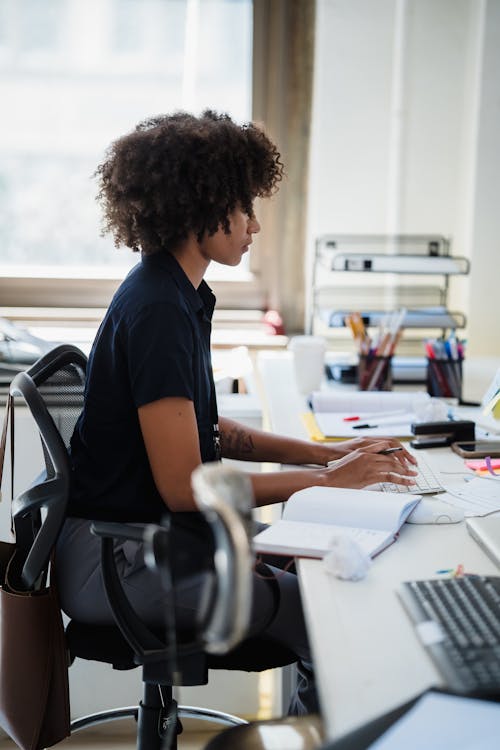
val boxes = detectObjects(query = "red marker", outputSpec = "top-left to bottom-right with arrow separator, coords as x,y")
342,409 -> 406,423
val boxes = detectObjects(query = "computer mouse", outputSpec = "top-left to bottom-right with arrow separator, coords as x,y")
406,498 -> 465,525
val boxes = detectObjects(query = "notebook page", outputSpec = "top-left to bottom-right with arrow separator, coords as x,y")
283,486 -> 418,533
253,520 -> 388,558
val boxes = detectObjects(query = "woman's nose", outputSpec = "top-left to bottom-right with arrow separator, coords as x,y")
249,216 -> 261,234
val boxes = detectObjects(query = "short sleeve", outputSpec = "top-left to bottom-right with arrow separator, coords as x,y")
124,302 -> 195,408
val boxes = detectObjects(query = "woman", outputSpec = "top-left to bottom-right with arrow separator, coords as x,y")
56,110 -> 417,715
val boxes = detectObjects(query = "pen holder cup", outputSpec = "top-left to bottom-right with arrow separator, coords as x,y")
358,355 -> 393,391
426,358 -> 463,400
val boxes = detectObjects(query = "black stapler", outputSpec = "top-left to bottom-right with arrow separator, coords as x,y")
410,420 -> 475,449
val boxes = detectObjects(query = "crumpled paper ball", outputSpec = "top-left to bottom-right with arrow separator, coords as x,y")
323,535 -> 372,581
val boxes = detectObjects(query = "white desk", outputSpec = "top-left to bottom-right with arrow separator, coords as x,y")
256,352 -> 500,740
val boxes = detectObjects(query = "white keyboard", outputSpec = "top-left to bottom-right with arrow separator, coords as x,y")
377,456 -> 444,495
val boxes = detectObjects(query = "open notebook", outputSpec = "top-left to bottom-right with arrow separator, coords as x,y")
253,486 -> 421,559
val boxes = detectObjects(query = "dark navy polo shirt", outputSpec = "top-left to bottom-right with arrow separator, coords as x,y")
68,251 -> 219,524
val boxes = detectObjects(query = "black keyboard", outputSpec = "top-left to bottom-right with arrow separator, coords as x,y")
399,576 -> 500,695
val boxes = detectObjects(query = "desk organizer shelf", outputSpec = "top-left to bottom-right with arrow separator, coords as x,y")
309,234 -> 470,351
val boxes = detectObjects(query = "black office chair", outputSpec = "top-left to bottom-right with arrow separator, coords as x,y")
6,344 -> 297,750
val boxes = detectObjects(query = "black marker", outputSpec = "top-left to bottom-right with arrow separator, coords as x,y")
377,447 -> 403,455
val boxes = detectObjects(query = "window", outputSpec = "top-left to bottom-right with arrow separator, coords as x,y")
0,0 -> 256,310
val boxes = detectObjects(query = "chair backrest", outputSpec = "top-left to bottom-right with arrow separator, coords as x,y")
8,344 -> 87,590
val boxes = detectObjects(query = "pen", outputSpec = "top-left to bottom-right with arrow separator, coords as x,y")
352,420 -> 410,430
327,446 -> 403,466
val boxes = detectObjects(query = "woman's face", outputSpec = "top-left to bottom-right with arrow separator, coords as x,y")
198,207 -> 261,267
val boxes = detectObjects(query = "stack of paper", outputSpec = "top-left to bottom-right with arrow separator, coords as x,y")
305,390 -> 430,440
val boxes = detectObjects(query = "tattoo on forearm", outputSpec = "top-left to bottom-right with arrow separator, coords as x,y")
221,426 -> 255,458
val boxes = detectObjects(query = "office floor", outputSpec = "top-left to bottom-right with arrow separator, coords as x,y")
0,719 -> 221,749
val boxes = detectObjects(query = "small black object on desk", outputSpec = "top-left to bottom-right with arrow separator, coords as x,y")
410,419 -> 475,449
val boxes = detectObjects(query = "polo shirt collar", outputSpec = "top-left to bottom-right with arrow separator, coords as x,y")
142,251 -> 216,318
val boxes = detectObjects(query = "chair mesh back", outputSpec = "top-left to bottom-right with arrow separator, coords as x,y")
37,361 -> 86,476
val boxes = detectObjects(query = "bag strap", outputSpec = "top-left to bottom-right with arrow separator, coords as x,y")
0,395 -> 10,486
0,394 -> 13,494
0,394 -> 15,533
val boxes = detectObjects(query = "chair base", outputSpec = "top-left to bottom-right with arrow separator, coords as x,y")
179,705 -> 248,727
71,703 -> 248,733
204,714 -> 325,750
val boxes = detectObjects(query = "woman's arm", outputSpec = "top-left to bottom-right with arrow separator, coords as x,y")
219,416 -> 417,467
243,443 -> 419,507
138,404 -> 419,513
138,396 -> 202,512
219,416 -> 418,507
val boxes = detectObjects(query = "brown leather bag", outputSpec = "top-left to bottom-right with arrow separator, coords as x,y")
0,394 -> 71,750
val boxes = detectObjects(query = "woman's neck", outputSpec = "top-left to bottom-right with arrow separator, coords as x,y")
171,236 -> 209,289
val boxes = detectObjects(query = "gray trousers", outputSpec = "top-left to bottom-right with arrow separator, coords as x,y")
55,518 -> 319,716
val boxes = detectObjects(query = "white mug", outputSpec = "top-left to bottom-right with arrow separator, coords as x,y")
288,336 -> 326,395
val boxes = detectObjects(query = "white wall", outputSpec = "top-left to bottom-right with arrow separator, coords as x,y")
307,0 -> 500,356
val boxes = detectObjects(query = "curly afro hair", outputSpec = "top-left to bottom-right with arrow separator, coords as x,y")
95,109 -> 283,255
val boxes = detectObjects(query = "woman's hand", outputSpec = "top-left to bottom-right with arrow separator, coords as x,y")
321,442 -> 419,490
323,437 -> 418,468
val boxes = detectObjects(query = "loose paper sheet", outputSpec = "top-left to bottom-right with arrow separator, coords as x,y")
368,692 -> 500,750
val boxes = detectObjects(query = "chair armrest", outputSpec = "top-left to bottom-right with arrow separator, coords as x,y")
89,521 -> 204,665
191,463 -> 254,655
90,463 -> 254,661
91,530 -> 168,661
91,521 -> 146,544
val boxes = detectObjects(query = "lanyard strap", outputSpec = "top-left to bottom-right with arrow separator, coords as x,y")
209,373 -> 221,462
